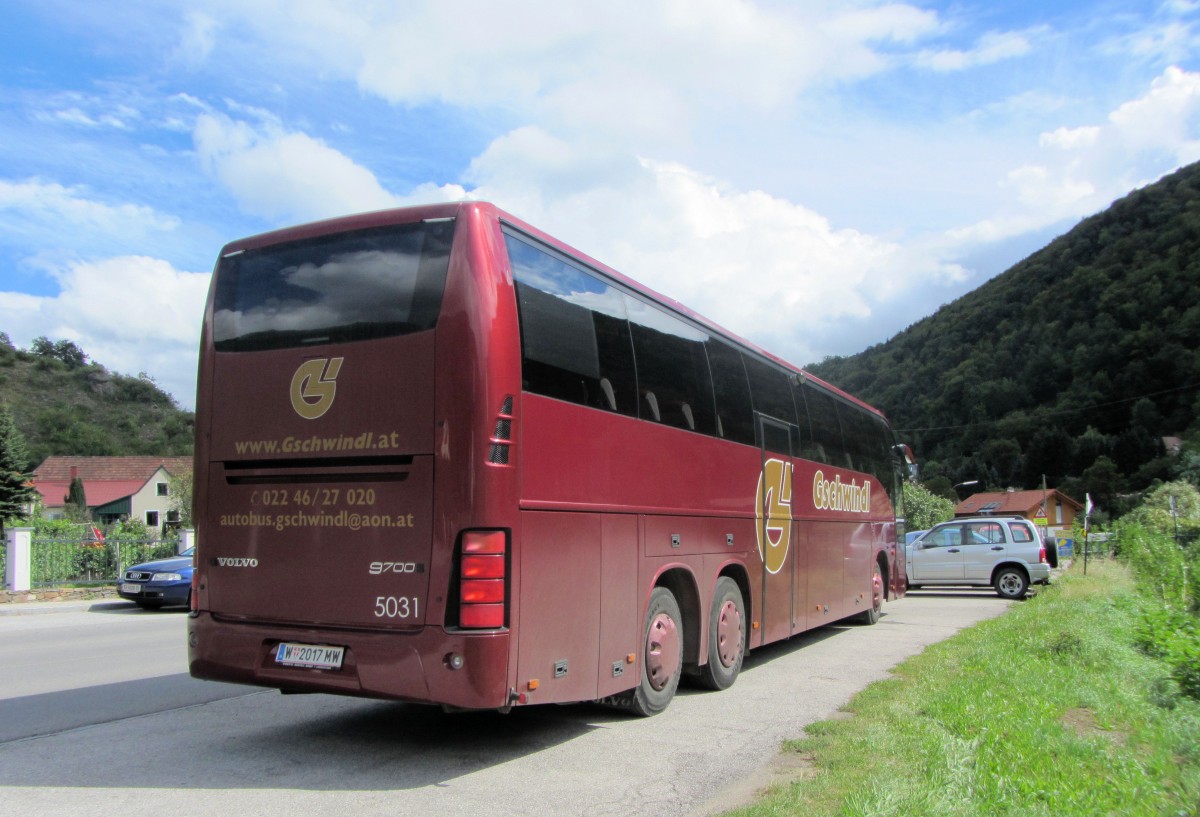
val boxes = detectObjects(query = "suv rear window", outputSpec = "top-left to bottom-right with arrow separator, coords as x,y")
212,220 -> 454,351
1010,523 -> 1035,543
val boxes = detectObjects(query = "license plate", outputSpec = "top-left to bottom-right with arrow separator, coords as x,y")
275,642 -> 345,670
120,583 -> 142,594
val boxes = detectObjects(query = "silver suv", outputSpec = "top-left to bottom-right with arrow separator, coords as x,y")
905,516 -> 1053,599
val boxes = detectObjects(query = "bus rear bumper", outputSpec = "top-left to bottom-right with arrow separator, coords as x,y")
187,613 -> 512,710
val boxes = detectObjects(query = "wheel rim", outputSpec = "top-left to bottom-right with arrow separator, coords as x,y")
646,611 -> 681,691
715,599 -> 743,668
999,572 -> 1023,595
871,568 -> 883,614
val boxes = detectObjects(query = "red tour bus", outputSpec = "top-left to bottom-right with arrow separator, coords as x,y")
188,202 -> 909,715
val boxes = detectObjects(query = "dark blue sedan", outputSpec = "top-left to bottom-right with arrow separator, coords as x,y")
118,547 -> 195,609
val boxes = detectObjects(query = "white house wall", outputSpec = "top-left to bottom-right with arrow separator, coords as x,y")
130,467 -> 178,531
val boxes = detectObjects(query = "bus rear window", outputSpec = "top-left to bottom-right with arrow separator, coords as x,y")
212,220 -> 454,351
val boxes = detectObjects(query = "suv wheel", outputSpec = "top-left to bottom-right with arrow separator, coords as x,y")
994,567 -> 1029,600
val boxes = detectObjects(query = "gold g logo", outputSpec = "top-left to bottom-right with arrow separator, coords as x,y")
755,458 -> 793,575
290,358 -> 344,420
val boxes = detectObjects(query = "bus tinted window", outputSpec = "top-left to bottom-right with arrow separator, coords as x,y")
212,221 -> 453,351
706,340 -> 754,445
744,355 -> 796,427
626,298 -> 716,434
804,383 -> 847,467
508,235 -> 637,415
840,403 -> 892,487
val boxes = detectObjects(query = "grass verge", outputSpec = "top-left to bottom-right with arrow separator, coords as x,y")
723,560 -> 1200,817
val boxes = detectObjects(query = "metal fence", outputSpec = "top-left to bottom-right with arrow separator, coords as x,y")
30,536 -> 182,587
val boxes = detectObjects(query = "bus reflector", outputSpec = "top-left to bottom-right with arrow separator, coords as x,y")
461,603 -> 505,628
459,530 -> 508,629
462,554 -> 505,578
461,578 -> 505,603
464,530 -> 506,553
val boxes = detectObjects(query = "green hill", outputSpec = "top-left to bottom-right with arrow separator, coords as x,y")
809,161 -> 1200,515
0,334 -> 193,469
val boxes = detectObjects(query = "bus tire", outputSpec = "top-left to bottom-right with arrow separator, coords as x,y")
626,587 -> 683,716
856,562 -> 884,625
697,577 -> 746,691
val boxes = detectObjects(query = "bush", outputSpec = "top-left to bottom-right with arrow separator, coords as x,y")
902,482 -> 956,532
1136,605 -> 1200,700
1118,495 -> 1200,700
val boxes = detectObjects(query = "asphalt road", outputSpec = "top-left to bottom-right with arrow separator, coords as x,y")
0,590 -> 1011,817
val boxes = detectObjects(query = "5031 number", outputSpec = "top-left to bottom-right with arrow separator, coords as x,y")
374,596 -> 418,619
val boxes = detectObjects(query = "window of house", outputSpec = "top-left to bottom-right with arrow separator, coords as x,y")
145,511 -> 160,528
157,482 -> 169,496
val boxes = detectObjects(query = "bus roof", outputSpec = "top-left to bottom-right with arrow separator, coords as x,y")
217,201 -> 887,422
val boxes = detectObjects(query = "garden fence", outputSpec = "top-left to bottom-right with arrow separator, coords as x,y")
30,536 -> 182,587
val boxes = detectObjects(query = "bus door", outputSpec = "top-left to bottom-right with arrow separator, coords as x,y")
756,415 -> 797,647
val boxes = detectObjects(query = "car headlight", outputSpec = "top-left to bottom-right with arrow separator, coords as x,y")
150,572 -> 184,582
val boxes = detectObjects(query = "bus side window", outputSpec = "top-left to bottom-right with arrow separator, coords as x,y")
507,235 -> 636,416
803,383 -> 844,467
706,339 -> 754,446
625,296 -> 715,435
744,355 -> 797,433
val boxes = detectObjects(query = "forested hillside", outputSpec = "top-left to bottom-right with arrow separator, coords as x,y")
0,334 -> 193,469
809,161 -> 1200,516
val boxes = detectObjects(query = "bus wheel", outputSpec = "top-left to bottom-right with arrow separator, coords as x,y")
857,562 -> 883,624
627,587 -> 683,716
697,577 -> 745,691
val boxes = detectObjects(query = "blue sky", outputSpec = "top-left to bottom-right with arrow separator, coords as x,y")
2,0 -> 1200,409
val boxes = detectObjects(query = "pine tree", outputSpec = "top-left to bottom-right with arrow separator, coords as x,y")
0,404 -> 36,536
64,476 -> 89,522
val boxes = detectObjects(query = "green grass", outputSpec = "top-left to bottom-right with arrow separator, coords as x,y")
724,561 -> 1200,817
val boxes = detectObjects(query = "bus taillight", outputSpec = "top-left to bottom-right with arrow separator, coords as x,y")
459,530 -> 507,629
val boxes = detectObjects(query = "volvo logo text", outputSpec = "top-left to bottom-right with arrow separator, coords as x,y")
214,557 -> 259,568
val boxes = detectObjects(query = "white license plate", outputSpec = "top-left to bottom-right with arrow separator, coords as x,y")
120,583 -> 142,594
275,642 -> 345,670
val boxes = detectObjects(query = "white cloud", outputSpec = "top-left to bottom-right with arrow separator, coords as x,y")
1039,126 -> 1101,150
946,66 -> 1200,249
0,256 -> 211,407
464,137 -> 959,368
194,0 -> 950,144
193,112 -> 471,223
193,113 -> 399,222
917,29 -> 1036,72
0,179 -> 180,247
173,11 -> 220,68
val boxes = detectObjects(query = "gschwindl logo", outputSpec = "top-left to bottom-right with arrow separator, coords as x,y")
755,458 -> 793,574
290,357 -> 344,420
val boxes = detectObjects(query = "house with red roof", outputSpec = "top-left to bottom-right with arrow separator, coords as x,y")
954,488 -> 1084,534
32,456 -> 193,532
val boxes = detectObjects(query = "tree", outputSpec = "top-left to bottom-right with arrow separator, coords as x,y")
168,470 -> 193,529
1080,455 -> 1124,521
1122,481 -> 1200,542
30,336 -> 87,368
64,476 -> 89,522
0,404 -> 36,536
903,482 -> 956,532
